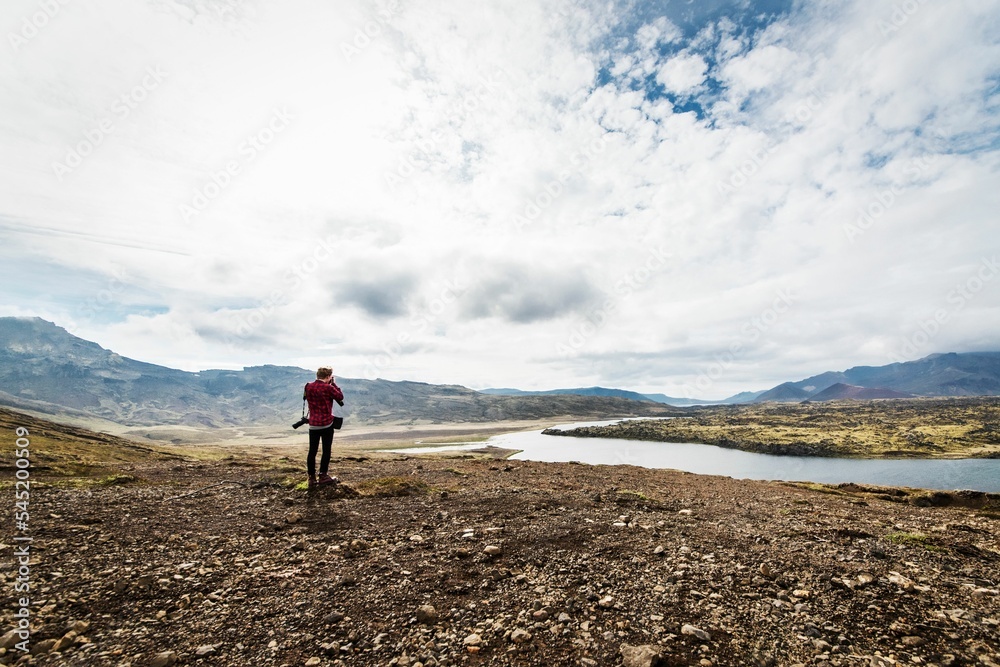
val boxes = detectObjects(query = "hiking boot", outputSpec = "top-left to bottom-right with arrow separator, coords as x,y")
307,475 -> 317,490
318,473 -> 339,486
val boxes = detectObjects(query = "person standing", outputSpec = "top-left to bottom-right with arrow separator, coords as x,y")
304,366 -> 344,489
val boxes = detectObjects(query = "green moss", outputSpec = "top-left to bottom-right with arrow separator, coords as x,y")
97,473 -> 140,486
885,531 -> 948,552
616,489 -> 651,502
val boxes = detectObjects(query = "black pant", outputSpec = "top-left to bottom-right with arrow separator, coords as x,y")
307,425 -> 334,477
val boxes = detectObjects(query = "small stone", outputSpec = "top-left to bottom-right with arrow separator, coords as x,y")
972,588 -> 998,599
483,545 -> 502,557
678,509 -> 693,515
195,645 -> 217,657
759,563 -> 774,578
532,609 -> 549,621
416,605 -> 438,624
30,639 -> 58,655
463,633 -> 482,646
901,636 -> 926,647
511,629 -> 532,644
305,658 -> 321,666
700,660 -> 714,667
410,534 -> 424,542
599,595 -> 615,608
66,620 -> 90,634
0,630 -> 20,650
812,639 -> 832,651
792,589 -> 812,599
681,624 -> 710,641
620,643 -> 664,667
558,612 -> 572,623
888,572 -> 916,592
150,651 -> 178,667
653,545 -> 664,555
286,512 -> 303,524
323,611 -> 345,624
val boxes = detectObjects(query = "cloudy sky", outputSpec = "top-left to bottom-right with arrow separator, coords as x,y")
1,0 -> 999,399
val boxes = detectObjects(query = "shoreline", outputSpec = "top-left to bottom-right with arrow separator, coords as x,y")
543,398 -> 1000,460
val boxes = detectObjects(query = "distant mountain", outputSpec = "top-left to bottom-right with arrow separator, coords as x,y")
480,386 -> 717,407
0,317 -> 681,428
754,352 -> 1000,402
721,390 -> 767,404
805,383 -> 914,402
752,382 -> 813,403
481,386 -> 657,402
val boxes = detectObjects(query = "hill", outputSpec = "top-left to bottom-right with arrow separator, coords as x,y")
752,353 -> 1000,403
0,317 -> 681,428
0,406 -> 190,477
752,382 -> 813,403
479,386 -> 760,406
806,383 -> 914,402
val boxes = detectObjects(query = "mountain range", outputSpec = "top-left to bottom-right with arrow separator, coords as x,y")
2,317 -> 999,430
0,317 -> 679,428
750,352 -> 1000,403
480,386 -> 764,406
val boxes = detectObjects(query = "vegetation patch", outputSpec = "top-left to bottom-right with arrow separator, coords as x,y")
97,473 -> 141,486
885,531 -> 948,552
355,476 -> 430,497
615,489 -> 652,503
546,398 -> 1000,459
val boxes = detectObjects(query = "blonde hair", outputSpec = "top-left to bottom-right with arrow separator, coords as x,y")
316,366 -> 333,379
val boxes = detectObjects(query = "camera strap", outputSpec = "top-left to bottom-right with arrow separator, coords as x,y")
301,383 -> 308,419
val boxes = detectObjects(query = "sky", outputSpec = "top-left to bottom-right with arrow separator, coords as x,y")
1,0 -> 999,400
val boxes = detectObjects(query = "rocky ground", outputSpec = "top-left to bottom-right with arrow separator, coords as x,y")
2,454 -> 999,667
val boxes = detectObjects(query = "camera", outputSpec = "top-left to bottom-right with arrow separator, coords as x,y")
292,417 -> 309,429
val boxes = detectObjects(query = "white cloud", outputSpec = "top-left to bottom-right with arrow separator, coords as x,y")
1,0 -> 999,399
655,52 -> 708,95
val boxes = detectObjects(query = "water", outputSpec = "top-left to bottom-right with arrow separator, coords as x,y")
393,421 -> 1000,492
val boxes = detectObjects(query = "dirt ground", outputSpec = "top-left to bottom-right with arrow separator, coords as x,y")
2,448 -> 999,667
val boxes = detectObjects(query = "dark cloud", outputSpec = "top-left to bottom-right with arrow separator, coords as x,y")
332,273 -> 417,319
460,264 -> 599,324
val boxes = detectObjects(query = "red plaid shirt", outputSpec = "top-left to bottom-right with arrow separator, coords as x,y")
304,380 -> 344,428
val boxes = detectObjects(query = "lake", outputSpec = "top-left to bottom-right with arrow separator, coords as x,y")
393,420 -> 1000,493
